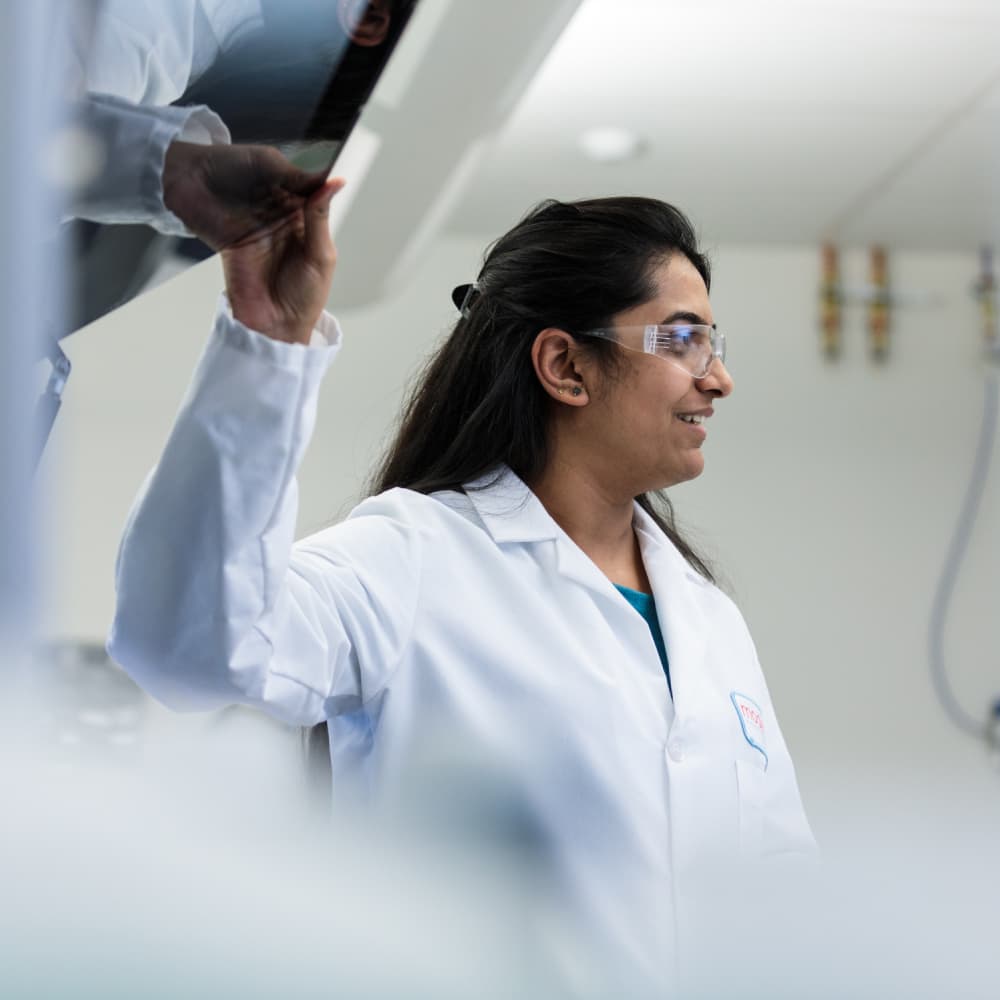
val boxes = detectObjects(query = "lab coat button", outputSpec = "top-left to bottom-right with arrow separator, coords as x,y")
668,741 -> 685,762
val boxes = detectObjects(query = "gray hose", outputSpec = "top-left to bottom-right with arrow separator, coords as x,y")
927,372 -> 998,739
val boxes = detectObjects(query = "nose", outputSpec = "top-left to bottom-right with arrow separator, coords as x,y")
695,357 -> 734,397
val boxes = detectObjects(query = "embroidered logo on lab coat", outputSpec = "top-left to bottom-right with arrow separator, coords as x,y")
730,691 -> 768,770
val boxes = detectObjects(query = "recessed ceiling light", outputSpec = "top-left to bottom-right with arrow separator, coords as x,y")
578,127 -> 645,163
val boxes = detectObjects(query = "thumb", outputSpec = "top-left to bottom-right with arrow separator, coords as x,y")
303,177 -> 345,260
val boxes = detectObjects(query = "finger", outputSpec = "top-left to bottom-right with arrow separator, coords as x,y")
316,176 -> 347,204
303,178 -> 345,260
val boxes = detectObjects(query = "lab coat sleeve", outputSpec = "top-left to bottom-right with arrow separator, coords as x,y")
84,0 -> 264,107
68,93 -> 230,236
108,295 -> 422,726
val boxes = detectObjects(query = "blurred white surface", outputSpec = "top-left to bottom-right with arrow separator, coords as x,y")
0,0 -> 63,660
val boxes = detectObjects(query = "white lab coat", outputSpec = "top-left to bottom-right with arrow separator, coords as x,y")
110,296 -> 817,985
83,0 -> 265,107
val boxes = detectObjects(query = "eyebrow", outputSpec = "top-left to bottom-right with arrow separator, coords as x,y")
660,310 -> 712,326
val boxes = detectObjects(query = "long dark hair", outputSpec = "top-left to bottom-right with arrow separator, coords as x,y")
306,196 -> 716,781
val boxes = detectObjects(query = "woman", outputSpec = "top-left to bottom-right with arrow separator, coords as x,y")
109,182 -> 816,981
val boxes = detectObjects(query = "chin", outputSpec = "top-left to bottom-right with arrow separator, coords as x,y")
635,452 -> 705,493
661,457 -> 704,489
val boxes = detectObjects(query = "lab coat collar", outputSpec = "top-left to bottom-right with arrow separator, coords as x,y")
464,466 -> 627,602
463,465 -> 708,590
463,466 -> 561,545
631,502 -> 712,589
464,466 -> 710,593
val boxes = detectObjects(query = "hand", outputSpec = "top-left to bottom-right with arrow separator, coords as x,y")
220,178 -> 345,344
163,141 -> 330,251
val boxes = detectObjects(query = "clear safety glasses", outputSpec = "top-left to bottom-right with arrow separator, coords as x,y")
579,323 -> 726,379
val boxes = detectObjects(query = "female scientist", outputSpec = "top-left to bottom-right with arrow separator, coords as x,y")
109,182 -> 816,981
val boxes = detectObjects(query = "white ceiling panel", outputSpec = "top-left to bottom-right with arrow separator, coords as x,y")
450,103 -> 939,243
838,105 -> 1000,249
444,0 -> 1000,249
517,3 -> 1000,114
644,0 -> 1000,13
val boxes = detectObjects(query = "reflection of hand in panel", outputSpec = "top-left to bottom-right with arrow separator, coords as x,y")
219,177 -> 345,345
163,141 -> 336,251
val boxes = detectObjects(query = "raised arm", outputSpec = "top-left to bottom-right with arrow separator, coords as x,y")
108,180 -> 417,726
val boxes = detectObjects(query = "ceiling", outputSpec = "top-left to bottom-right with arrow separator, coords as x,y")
441,0 -> 1000,250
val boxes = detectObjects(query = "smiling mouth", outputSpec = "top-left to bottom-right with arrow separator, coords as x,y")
676,414 -> 704,425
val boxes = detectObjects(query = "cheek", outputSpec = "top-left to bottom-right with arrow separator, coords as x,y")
599,366 -> 690,438
640,371 -> 691,422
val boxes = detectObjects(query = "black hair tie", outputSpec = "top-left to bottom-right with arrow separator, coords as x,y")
451,282 -> 480,317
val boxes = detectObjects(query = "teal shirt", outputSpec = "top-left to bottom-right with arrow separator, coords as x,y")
614,584 -> 672,698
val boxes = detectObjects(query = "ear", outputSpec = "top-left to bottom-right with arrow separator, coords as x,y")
531,328 -> 590,405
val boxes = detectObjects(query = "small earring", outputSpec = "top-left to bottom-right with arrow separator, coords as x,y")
571,386 -> 583,397
557,388 -> 566,395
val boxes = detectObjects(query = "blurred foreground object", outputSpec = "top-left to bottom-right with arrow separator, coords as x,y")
1,0 -> 69,680
2,694 -> 656,998
35,640 -> 146,753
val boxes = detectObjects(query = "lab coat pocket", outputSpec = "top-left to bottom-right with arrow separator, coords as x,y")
735,758 -> 766,855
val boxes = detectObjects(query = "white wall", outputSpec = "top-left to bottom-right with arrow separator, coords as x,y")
42,233 -> 1000,842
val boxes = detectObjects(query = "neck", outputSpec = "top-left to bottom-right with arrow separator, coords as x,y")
528,455 -> 650,592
